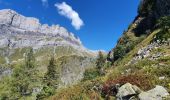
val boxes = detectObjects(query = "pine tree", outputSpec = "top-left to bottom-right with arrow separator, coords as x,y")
96,51 -> 105,75
44,56 -> 59,88
37,56 -> 60,99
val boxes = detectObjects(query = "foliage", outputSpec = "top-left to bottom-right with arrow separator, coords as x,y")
102,73 -> 154,98
9,48 -> 39,99
113,45 -> 126,61
83,68 -> 100,81
37,56 -> 60,99
44,56 -> 60,88
96,51 -> 106,75
138,0 -> 156,16
50,78 -> 104,100
154,16 -> 170,42
96,51 -> 105,70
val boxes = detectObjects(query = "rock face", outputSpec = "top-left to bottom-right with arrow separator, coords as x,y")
0,9 -> 83,49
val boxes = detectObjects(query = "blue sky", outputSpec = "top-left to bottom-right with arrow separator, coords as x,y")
0,0 -> 140,51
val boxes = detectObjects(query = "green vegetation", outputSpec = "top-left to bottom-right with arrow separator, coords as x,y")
37,56 -> 60,99
0,2 -> 169,99
50,22 -> 170,99
154,16 -> 170,42
96,51 -> 105,70
83,68 -> 100,81
9,48 -> 39,99
138,0 -> 156,16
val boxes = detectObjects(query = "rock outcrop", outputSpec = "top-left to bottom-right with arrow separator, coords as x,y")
115,83 -> 169,100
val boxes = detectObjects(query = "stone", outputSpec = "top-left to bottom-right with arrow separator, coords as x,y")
159,76 -> 165,80
116,83 -> 142,100
139,85 -> 169,100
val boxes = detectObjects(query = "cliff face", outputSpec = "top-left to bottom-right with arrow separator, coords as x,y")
0,9 -> 82,49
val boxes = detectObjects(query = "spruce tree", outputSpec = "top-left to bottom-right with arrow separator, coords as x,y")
96,51 -> 105,75
37,56 -> 60,99
44,56 -> 59,88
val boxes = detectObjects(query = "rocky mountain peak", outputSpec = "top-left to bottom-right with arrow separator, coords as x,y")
0,9 -> 84,49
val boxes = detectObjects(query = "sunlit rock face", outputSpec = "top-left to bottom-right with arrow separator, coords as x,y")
0,9 -> 85,50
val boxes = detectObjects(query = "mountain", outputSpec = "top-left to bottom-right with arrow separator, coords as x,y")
0,0 -> 170,99
0,9 -> 97,87
49,0 -> 170,99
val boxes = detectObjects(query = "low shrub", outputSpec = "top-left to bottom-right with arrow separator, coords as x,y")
83,68 -> 100,81
102,73 -> 154,98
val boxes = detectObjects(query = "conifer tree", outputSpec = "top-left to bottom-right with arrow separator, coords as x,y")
96,51 -> 105,75
37,56 -> 60,99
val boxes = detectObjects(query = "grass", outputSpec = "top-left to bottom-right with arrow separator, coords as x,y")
49,28 -> 170,99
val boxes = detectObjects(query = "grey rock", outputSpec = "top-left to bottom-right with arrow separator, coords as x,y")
139,85 -> 169,100
116,83 -> 142,100
0,67 -> 12,79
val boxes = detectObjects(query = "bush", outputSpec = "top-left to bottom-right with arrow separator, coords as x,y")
101,73 -> 154,98
114,45 -> 126,61
83,68 -> 100,81
96,51 -> 105,70
154,16 -> 170,42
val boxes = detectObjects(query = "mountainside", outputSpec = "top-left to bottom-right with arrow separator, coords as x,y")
108,0 -> 170,62
0,0 -> 170,99
49,0 -> 170,100
0,9 -> 96,88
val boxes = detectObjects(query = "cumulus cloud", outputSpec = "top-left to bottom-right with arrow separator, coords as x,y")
41,0 -> 48,8
55,2 -> 84,30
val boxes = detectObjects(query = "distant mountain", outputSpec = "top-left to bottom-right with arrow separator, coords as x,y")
0,9 -> 97,86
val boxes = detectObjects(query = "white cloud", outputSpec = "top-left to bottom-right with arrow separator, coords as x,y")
55,2 -> 84,30
41,0 -> 48,8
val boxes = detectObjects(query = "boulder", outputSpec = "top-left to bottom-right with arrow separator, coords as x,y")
116,83 -> 142,100
139,85 -> 169,100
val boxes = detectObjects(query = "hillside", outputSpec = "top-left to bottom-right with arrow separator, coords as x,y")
0,0 -> 170,100
49,0 -> 170,100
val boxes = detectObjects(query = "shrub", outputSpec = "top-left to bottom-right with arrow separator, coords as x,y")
96,51 -> 105,70
154,16 -> 170,42
114,45 -> 126,61
102,73 -> 154,98
83,68 -> 100,81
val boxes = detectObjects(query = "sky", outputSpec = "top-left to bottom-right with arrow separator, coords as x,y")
0,0 -> 140,51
